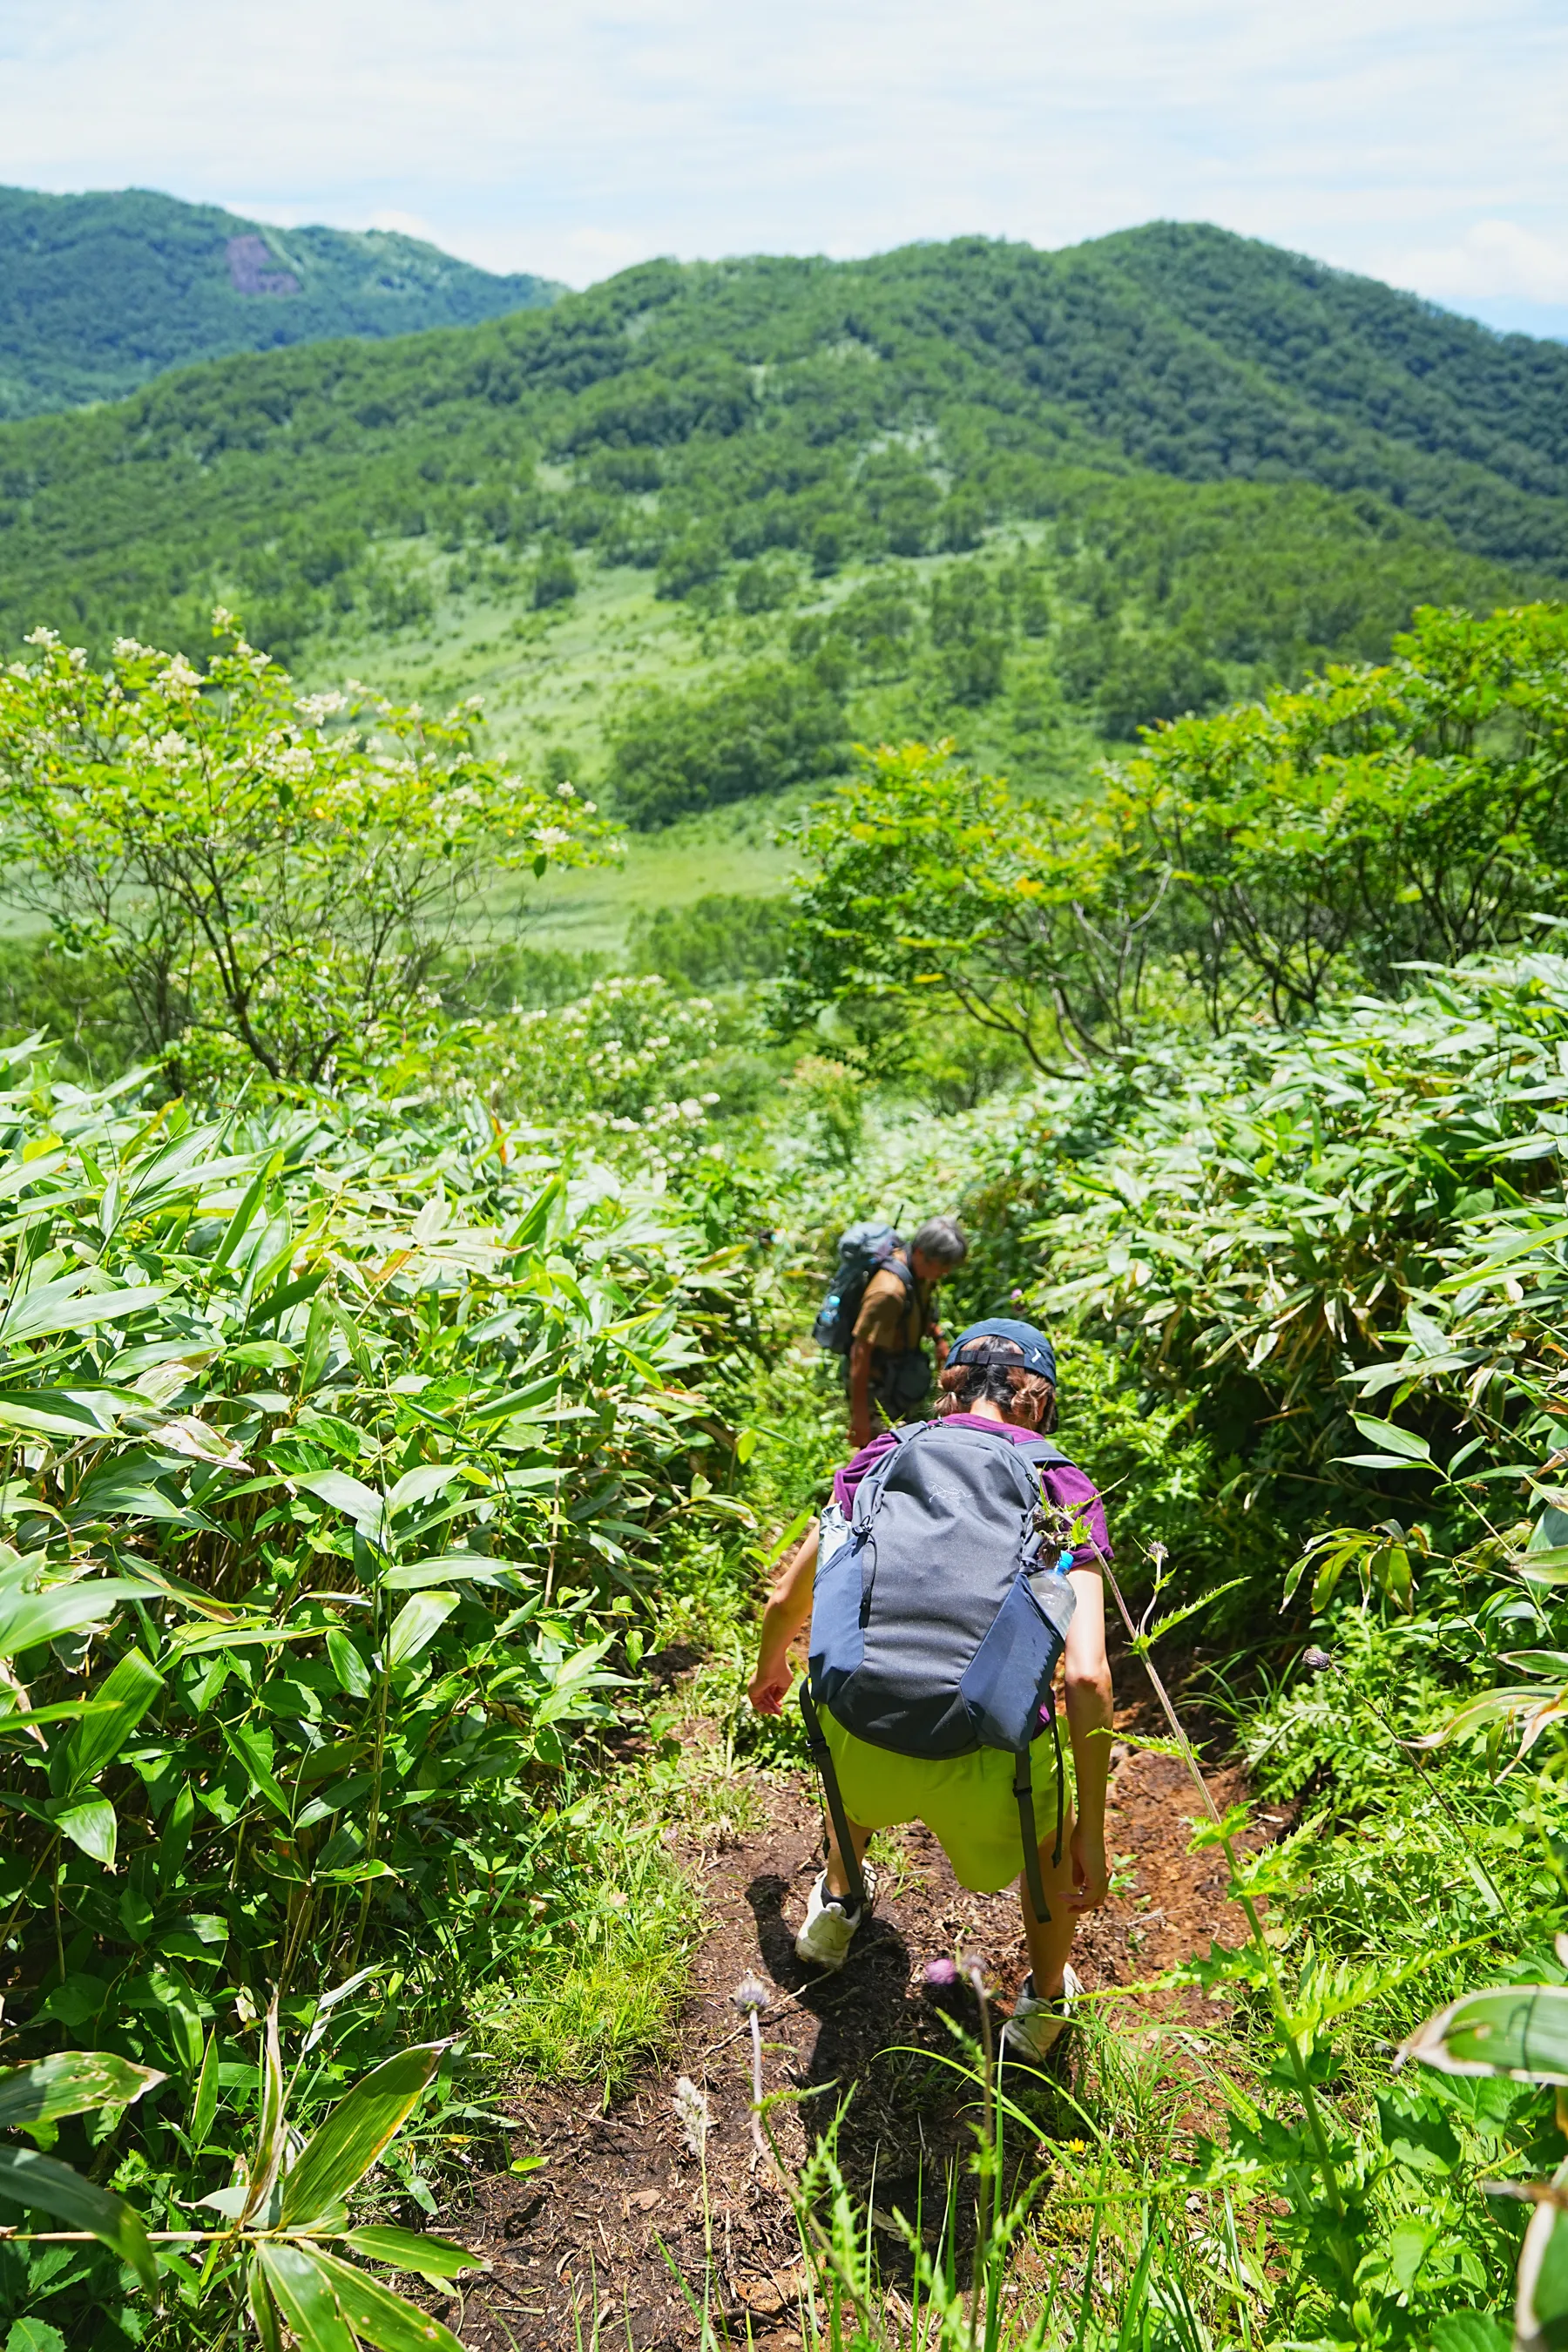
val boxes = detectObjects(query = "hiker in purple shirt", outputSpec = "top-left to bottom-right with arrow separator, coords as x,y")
750,1321 -> 1114,2065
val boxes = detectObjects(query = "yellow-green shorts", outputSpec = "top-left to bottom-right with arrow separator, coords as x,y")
821,1705 -> 1070,1895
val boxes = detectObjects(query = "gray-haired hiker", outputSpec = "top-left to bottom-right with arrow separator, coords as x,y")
749,1321 -> 1114,2063
810,1215 -> 970,1451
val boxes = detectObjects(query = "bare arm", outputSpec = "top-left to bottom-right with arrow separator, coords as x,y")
748,1521 -> 820,1714
1063,1565 -> 1113,1909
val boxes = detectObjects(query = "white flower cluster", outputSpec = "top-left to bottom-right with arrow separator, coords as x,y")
296,690 -> 347,727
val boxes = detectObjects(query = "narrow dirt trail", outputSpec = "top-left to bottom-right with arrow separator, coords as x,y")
445,1652 -> 1267,2352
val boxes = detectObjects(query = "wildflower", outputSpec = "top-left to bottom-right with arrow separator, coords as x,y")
297,690 -> 347,725
672,2075 -> 711,2159
923,1957 -> 959,1989
731,1974 -> 770,2015
1302,1646 -> 1335,1674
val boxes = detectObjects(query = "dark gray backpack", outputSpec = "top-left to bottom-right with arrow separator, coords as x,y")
802,1419 -> 1078,1923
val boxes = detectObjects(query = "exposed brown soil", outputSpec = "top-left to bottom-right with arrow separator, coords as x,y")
440,1663 -> 1268,2352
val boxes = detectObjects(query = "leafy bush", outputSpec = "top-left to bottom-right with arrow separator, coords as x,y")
531,537 -> 578,606
606,662 -> 848,829
627,892 -> 794,986
0,1046 -> 765,2335
1118,601 -> 1568,1016
436,936 -> 612,1014
781,738 -> 1165,1071
0,620 -> 605,1084
786,605 -> 1568,1064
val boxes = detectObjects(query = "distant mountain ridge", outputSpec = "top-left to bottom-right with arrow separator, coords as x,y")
0,186 -> 563,418
0,220 -> 1562,773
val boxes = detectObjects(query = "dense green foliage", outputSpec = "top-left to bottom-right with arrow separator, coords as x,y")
11,530 -> 1568,2341
0,185 -> 560,421
0,1054 -> 767,2342
785,605 -> 1568,1061
0,621 -> 603,1084
607,659 -> 848,826
767,934 -> 1568,2346
628,891 -> 794,985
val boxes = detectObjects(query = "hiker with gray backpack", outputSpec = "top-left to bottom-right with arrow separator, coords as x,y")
812,1216 -> 969,1450
748,1321 -> 1113,2064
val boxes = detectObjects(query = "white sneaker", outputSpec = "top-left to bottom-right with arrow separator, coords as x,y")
794,1866 -> 877,1970
1001,1964 -> 1082,2065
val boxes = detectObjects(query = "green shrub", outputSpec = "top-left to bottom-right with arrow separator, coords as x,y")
0,1051 -> 770,2338
531,537 -> 578,606
607,661 -> 848,828
628,892 -> 794,985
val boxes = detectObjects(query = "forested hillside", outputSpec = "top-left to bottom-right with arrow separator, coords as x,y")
0,221 -> 1559,929
0,185 -> 562,419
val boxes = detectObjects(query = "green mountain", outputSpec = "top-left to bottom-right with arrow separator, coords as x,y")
0,185 -> 563,418
0,220 -> 1559,942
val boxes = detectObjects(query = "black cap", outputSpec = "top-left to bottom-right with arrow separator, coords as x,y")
947,1318 -> 1057,1384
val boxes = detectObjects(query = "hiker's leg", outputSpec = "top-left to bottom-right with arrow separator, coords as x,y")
1018,1802 -> 1079,1996
823,1815 -> 873,1901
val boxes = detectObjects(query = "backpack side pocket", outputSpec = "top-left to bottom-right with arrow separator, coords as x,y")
959,1572 -> 1068,1750
808,1505 -> 868,1712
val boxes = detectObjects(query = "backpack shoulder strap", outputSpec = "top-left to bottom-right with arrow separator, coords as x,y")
1014,1437 -> 1076,1474
848,1421 -> 925,1525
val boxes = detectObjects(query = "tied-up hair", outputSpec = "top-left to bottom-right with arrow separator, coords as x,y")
933,1335 -> 1058,1432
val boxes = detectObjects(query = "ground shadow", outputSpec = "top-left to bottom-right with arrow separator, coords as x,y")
742,1867 -> 1074,2282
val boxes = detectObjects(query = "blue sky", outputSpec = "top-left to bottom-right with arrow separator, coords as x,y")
3,0 -> 1565,336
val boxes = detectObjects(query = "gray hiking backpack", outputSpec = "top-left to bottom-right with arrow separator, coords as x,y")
811,1222 -> 909,1355
810,1223 -> 931,1417
801,1418 -> 1078,1923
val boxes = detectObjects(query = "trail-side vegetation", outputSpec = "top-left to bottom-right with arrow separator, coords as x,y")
0,1055 -> 773,2345
4,593 -> 1568,2347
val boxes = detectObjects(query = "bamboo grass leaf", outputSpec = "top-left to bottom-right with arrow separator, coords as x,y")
341,2225 -> 485,2280
1402,1984 -> 1568,2084
49,1795 -> 118,1866
254,2245 -> 356,2352
64,1647 -> 162,1791
307,2248 -> 469,2349
0,2051 -> 164,2130
277,2043 -> 447,2227
0,2146 -> 156,2290
384,1593 -> 459,1670
241,1998 -> 288,2227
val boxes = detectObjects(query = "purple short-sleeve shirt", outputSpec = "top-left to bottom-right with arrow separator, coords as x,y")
831,1412 -> 1112,1570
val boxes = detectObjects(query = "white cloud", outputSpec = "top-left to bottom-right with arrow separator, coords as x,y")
0,0 -> 1564,328
1378,219 -> 1568,307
